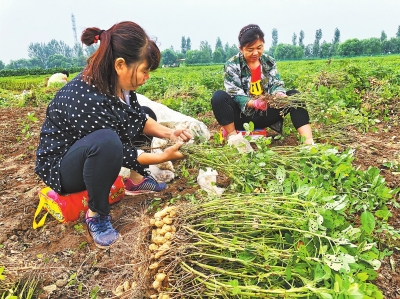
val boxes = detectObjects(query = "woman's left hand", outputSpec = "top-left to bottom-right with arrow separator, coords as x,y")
275,91 -> 287,98
170,129 -> 192,142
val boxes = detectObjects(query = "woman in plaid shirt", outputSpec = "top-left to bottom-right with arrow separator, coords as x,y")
211,24 -> 314,148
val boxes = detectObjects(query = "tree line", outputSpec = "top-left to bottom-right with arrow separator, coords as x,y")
1,25 -> 399,72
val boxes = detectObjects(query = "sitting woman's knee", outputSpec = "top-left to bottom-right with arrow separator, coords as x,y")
211,90 -> 229,105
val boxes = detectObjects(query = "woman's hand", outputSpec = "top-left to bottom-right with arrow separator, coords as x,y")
170,129 -> 192,142
253,98 -> 268,111
163,142 -> 185,161
274,91 -> 287,98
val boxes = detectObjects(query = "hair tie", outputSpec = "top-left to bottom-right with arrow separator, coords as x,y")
238,26 -> 260,41
94,30 -> 105,44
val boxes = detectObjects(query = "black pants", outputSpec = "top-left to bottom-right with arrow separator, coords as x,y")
59,106 -> 156,216
211,90 -> 310,132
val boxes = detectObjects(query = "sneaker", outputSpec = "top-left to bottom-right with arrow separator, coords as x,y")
227,133 -> 253,153
85,212 -> 120,249
124,176 -> 167,193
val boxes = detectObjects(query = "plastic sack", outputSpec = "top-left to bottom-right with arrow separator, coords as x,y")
33,176 -> 125,229
137,93 -> 210,141
227,134 -> 253,153
119,166 -> 175,184
197,167 -> 225,195
149,165 -> 175,183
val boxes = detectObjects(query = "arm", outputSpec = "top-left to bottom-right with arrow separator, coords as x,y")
137,142 -> 184,165
224,62 -> 251,113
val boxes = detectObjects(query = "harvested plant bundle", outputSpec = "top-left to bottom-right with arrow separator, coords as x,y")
180,142 -> 394,214
153,194 -> 382,298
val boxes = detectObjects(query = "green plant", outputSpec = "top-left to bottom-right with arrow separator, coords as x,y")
20,112 -> 38,139
73,223 -> 85,234
1,274 -> 40,299
90,286 -> 99,299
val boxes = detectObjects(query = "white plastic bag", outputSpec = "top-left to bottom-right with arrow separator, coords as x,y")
119,165 -> 175,184
197,167 -> 225,195
137,93 -> 210,141
227,134 -> 253,153
148,165 -> 175,183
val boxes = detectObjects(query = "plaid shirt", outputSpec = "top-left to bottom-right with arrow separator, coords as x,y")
224,52 -> 286,115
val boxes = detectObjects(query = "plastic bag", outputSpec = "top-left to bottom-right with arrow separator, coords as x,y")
119,166 -> 175,184
197,167 -> 225,195
137,93 -> 210,141
227,134 -> 253,153
149,165 -> 175,183
33,176 -> 125,229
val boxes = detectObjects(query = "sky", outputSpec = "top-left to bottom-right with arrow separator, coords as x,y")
1,0 -> 399,64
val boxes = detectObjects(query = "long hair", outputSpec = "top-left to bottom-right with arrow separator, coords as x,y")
81,21 -> 161,96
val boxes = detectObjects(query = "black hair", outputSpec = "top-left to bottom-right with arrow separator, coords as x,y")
61,70 -> 70,77
238,24 -> 265,48
81,21 -> 161,96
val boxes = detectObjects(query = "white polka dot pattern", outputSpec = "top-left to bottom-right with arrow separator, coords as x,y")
35,74 -> 148,193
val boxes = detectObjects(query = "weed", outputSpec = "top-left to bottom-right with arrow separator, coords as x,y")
78,241 -> 87,250
90,286 -> 99,299
20,112 -> 38,140
73,223 -> 85,234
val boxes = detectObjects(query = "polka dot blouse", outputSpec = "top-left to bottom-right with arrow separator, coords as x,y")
35,74 -> 148,193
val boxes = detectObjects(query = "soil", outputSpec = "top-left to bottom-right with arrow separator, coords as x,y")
0,105 -> 399,299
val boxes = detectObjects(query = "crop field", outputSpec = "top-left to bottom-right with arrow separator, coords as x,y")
0,56 -> 399,299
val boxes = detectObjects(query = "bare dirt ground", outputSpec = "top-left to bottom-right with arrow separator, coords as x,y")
0,105 -> 399,298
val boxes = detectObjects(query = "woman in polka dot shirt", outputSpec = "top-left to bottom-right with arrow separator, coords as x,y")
35,21 -> 192,248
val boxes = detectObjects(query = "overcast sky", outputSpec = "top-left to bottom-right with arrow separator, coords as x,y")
1,0 -> 399,64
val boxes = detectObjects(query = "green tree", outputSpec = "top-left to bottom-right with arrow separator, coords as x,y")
186,37 -> 192,51
48,39 -> 74,57
71,55 -> 87,68
213,48 -> 224,63
225,44 -> 239,60
200,40 -> 212,59
224,43 -> 238,60
185,50 -> 211,64
304,44 -> 313,58
181,36 -> 187,54
380,30 -> 387,42
381,37 -> 400,54
215,37 -> 223,50
272,28 -> 278,47
333,28 -> 340,44
161,49 -> 177,66
361,38 -> 381,55
6,58 -> 44,69
299,30 -> 305,48
215,37 -> 225,61
73,43 -> 84,57
0,60 -> 5,70
320,41 -> 332,58
84,44 -> 99,57
292,32 -> 297,46
176,52 -> 185,60
274,44 -> 303,60
337,38 -> 362,56
47,54 -> 72,68
313,29 -> 323,57
29,57 -> 45,68
28,42 -> 50,68
396,26 -> 400,38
